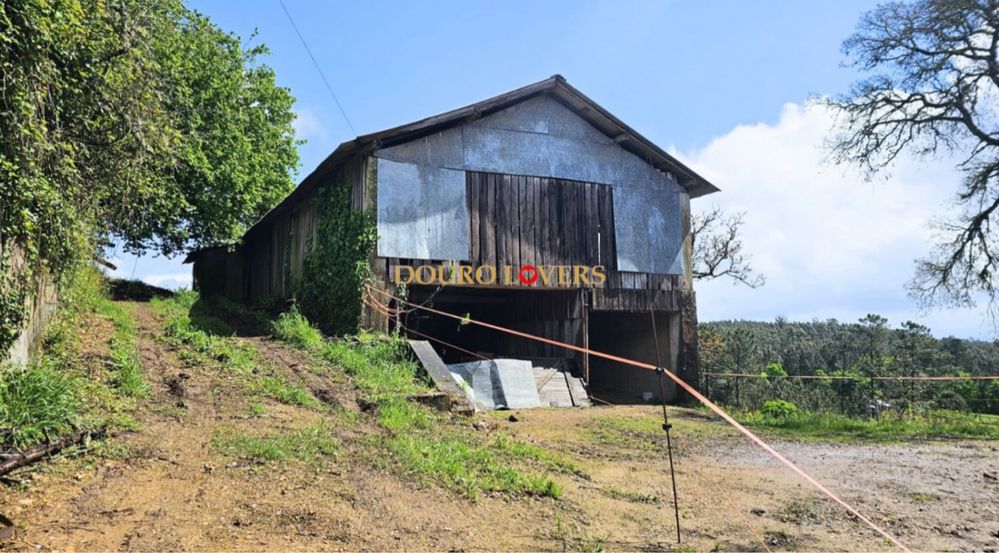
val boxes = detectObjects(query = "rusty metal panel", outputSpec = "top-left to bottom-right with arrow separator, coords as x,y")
376,158 -> 469,261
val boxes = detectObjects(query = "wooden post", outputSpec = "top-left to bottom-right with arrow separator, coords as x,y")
581,289 -> 590,384
677,290 -> 701,404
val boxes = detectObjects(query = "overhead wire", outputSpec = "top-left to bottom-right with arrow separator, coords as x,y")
277,0 -> 357,136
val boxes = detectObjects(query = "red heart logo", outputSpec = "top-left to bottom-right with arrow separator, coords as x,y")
518,265 -> 539,285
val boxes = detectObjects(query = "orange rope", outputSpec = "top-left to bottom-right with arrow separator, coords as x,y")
704,371 -> 999,381
365,285 -> 911,552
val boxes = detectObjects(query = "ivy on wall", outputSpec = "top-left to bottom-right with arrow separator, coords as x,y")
296,184 -> 376,336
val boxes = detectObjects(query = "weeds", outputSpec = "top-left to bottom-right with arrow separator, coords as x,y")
271,308 -> 324,351
600,485 -> 660,504
739,409 -> 999,441
386,433 -> 562,499
492,434 -> 586,477
322,333 -> 428,398
254,376 -> 320,409
0,363 -> 81,449
213,423 -> 339,464
0,268 -> 150,450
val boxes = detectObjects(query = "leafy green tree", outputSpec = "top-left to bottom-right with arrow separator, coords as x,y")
1,0 -> 298,354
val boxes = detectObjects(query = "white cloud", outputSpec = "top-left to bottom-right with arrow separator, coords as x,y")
292,106 -> 329,143
141,273 -> 192,290
680,101 -> 992,339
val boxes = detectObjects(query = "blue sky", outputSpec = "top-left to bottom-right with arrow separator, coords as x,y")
111,0 -> 994,339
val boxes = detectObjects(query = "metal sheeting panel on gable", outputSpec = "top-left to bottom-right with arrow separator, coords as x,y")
374,95 -> 685,273
375,158 -> 469,261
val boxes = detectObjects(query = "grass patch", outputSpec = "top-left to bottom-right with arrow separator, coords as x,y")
492,433 -> 586,477
150,293 -> 323,410
322,333 -> 429,398
386,432 -> 562,499
1,268 -> 149,451
907,491 -> 940,503
738,409 -> 999,441
600,485 -> 660,504
0,364 -> 81,449
271,308 -> 324,351
254,376 -> 320,409
213,423 -> 339,464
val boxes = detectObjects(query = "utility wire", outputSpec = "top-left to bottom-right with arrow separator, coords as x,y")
277,0 -> 357,136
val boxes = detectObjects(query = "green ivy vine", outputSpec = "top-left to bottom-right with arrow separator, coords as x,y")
296,183 -> 376,336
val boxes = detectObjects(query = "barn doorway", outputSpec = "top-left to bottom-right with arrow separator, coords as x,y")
402,285 -> 584,370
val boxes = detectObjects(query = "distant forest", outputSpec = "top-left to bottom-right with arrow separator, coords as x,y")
699,316 -> 999,414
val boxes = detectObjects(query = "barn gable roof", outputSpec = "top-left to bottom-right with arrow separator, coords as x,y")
188,75 -> 718,261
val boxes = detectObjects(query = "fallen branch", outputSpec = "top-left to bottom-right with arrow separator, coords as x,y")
0,428 -> 106,477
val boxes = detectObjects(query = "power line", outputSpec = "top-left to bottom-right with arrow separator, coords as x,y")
277,0 -> 357,136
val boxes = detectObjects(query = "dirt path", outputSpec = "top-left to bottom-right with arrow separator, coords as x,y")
2,301 -> 997,551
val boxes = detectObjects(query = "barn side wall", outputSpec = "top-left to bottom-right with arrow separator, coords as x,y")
191,151 -> 369,304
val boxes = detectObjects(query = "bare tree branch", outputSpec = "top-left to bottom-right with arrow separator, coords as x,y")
827,0 -> 999,311
691,206 -> 765,288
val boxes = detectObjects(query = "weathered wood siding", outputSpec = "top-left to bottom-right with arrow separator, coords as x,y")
194,151 -> 368,305
375,169 -> 683,311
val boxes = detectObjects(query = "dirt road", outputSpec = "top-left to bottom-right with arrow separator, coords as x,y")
1,301 -> 996,551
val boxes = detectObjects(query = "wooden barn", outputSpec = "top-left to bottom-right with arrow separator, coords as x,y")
186,75 -> 719,402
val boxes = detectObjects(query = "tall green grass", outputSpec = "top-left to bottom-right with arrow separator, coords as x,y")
271,307 -> 324,351
739,409 -> 999,441
0,267 -> 148,450
0,363 -> 81,448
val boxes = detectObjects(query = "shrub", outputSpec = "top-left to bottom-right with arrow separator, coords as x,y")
271,308 -> 324,351
761,399 -> 798,419
761,362 -> 788,379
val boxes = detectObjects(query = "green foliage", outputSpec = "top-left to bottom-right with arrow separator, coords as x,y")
0,0 -> 298,356
253,375 -> 320,409
108,332 -> 149,399
0,268 -> 149,449
297,184 -> 376,336
385,433 -> 562,500
761,399 -> 798,419
271,308 -> 324,351
740,409 -> 999,442
322,333 -> 428,399
761,362 -> 787,379
212,423 -> 339,465
703,315 -> 999,415
0,364 -> 81,449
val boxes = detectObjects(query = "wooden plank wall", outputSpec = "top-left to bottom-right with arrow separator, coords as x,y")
240,151 -> 367,304
375,169 -> 683,312
466,172 -> 616,271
